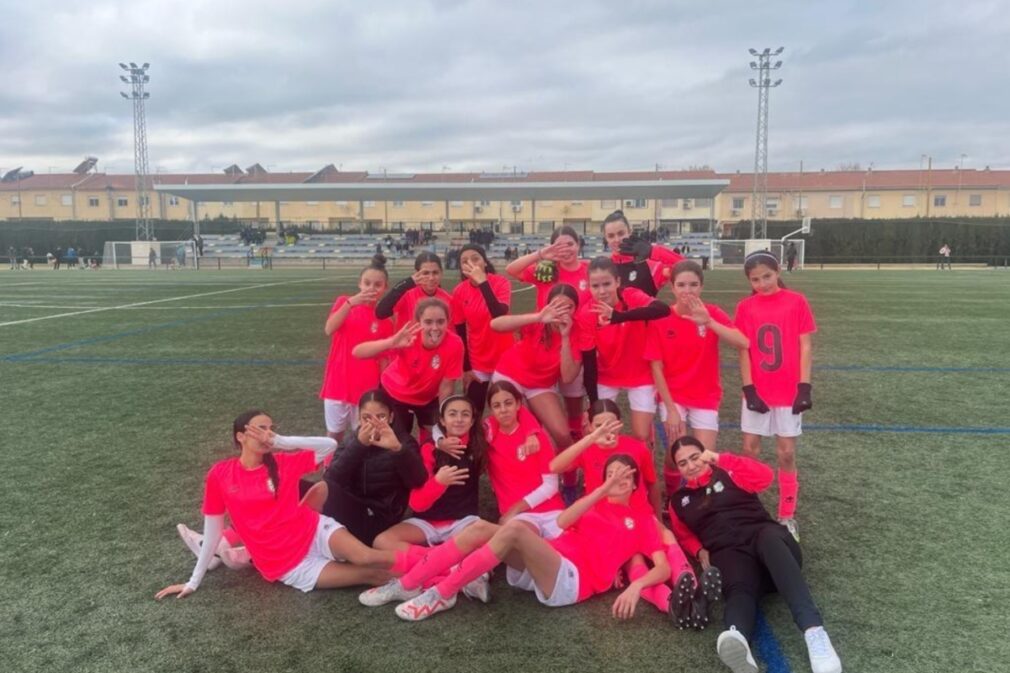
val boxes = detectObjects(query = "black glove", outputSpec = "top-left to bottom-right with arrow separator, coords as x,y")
618,234 -> 652,261
791,383 -> 813,415
742,385 -> 770,414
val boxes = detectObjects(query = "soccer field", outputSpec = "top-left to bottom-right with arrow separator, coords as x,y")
1,268 -> 1007,673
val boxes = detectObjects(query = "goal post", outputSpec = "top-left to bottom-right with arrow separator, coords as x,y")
102,240 -> 198,269
709,238 -> 805,270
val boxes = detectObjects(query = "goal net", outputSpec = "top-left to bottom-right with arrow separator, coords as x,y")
709,238 -> 805,270
102,240 -> 198,269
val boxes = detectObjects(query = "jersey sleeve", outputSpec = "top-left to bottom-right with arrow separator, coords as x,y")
796,294 -> 817,334
622,287 -> 653,309
330,296 -> 349,314
450,285 -> 466,326
519,265 -> 538,284
574,306 -> 597,351
492,274 -> 513,307
445,336 -> 464,378
709,305 -> 732,328
643,321 -> 663,361
201,467 -> 226,516
668,503 -> 703,557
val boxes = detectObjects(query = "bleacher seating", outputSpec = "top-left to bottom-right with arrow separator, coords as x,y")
199,231 -> 714,262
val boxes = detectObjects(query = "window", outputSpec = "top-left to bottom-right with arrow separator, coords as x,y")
829,195 -> 843,209
623,198 -> 646,208
10,195 -> 20,206
61,194 -> 72,207
969,194 -> 982,207
168,196 -> 180,206
450,201 -> 464,207
696,198 -> 713,207
601,199 -> 617,209
731,197 -> 745,209
479,200 -> 492,207
421,201 -> 434,206
867,195 -> 881,208
571,200 -> 583,205
223,200 -> 234,206
88,197 -> 100,207
140,196 -> 149,206
797,196 -> 809,211
765,198 -> 780,210
335,201 -> 348,206
392,200 -> 405,207
363,201 -> 376,207
117,197 -> 129,207
510,200 -> 522,207
662,199 -> 679,208
902,194 -> 916,207
933,195 -> 946,207
35,195 -> 47,206
682,198 -> 693,209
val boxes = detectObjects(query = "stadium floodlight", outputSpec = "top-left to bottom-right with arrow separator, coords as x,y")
748,78 -> 757,86
118,61 -> 154,241
750,61 -> 758,69
774,47 -> 784,55
749,48 -> 758,55
119,62 -> 128,69
130,62 -> 138,68
748,47 -> 785,239
120,92 -> 129,99
142,62 -> 149,68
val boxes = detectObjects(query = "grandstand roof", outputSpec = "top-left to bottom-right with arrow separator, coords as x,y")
721,168 -> 1010,192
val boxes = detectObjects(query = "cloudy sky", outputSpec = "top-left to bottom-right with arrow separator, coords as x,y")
1,0 -> 1007,176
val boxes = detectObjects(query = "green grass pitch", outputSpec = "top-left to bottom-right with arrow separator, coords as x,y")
1,267 -> 1007,673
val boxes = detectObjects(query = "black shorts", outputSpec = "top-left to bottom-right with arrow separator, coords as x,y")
381,385 -> 439,436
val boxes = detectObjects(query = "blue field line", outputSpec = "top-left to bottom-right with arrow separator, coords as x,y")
752,611 -> 794,673
798,422 -> 1010,435
720,363 -> 1010,374
7,355 -> 325,367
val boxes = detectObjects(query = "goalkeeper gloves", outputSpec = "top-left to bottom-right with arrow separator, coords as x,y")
742,385 -> 770,414
618,234 -> 652,261
791,383 -> 813,415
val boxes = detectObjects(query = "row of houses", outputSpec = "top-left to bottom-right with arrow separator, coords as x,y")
2,163 -> 1008,234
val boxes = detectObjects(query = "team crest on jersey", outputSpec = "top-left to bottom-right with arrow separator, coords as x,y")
666,329 -> 675,339
681,495 -> 690,507
578,279 -> 588,291
697,325 -> 707,338
623,517 -> 635,530
431,354 -> 441,370
629,270 -> 638,282
370,321 -> 379,333
713,481 -> 724,493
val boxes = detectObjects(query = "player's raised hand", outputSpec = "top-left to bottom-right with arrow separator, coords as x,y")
538,297 -> 569,324
243,423 -> 276,449
590,418 -> 623,445
435,465 -> 469,486
349,288 -> 380,307
590,300 -> 614,325
391,321 -> 422,348
372,421 -> 402,452
684,295 -> 711,326
461,258 -> 487,284
601,463 -> 634,496
436,435 -> 466,459
618,234 -> 652,260
357,419 -> 379,445
539,240 -> 569,262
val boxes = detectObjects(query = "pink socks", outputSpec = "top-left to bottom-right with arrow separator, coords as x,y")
401,540 -> 465,590
778,469 -> 799,519
666,543 -> 694,580
627,563 -> 671,613
434,544 -> 501,599
391,544 -> 429,576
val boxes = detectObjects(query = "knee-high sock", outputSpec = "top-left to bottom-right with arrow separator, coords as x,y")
391,544 -> 429,576
434,544 -> 501,599
666,543 -> 694,580
561,416 -> 584,488
778,469 -> 799,519
400,540 -> 465,590
627,563 -> 671,613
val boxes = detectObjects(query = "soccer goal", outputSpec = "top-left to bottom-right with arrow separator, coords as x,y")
709,239 -> 805,270
102,240 -> 198,269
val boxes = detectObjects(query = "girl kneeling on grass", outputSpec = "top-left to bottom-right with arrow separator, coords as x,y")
320,389 -> 427,546
156,410 -> 395,599
394,454 -> 669,621
353,298 -> 463,437
668,437 -> 841,673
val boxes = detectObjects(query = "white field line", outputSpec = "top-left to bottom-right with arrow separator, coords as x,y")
0,277 -> 326,327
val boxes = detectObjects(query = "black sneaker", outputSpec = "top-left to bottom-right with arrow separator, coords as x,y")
667,570 -> 696,630
690,566 -> 723,630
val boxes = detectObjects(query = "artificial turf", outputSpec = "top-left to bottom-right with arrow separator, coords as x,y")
1,267 -> 1007,673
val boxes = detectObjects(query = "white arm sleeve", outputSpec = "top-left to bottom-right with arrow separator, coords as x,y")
272,434 -> 338,464
523,473 -> 559,510
430,425 -> 445,444
184,515 -> 224,592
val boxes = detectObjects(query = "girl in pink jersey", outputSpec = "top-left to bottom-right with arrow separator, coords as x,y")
376,251 -> 452,327
362,396 -> 498,606
647,260 -> 749,460
320,254 -> 394,442
450,244 -> 513,417
602,210 -> 683,297
394,454 -> 669,621
156,410 -> 395,598
506,226 -> 592,479
353,298 -> 464,437
572,256 -> 670,442
549,400 -> 712,628
489,283 -> 581,460
734,251 -> 817,542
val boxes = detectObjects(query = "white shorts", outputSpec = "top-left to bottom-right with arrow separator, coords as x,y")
491,371 -> 557,401
740,402 -> 803,438
506,556 -> 580,607
659,402 -> 720,432
511,510 -> 563,540
558,368 -> 586,398
471,370 -> 492,383
598,383 -> 657,413
279,515 -> 344,592
401,515 -> 481,546
323,400 -> 358,434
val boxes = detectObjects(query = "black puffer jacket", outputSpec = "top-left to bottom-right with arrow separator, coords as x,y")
323,432 -> 426,521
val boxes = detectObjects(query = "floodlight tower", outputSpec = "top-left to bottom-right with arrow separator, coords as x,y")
119,62 -> 153,240
748,48 -> 783,239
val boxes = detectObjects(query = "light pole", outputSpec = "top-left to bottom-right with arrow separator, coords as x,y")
748,47 -> 783,239
119,62 -> 153,241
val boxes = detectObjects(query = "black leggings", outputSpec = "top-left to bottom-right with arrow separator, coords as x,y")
711,524 -> 823,641
465,378 -> 490,420
320,479 -> 399,547
381,386 -> 438,437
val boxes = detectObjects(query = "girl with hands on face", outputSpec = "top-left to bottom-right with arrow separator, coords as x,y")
392,454 -> 668,622
375,251 -> 452,328
320,254 -> 395,444
450,244 -> 513,417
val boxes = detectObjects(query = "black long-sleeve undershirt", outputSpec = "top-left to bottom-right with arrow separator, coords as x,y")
609,299 -> 670,324
375,277 -> 416,319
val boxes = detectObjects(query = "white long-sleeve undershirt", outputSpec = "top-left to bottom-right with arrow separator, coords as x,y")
523,473 -> 559,510
272,434 -> 337,464
184,515 -> 224,591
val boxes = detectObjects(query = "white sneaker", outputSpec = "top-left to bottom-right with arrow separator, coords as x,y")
462,573 -> 491,603
176,524 -> 221,570
395,587 -> 457,621
779,517 -> 800,543
716,627 -> 758,673
218,545 -> 252,570
358,579 -> 421,607
805,626 -> 842,673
